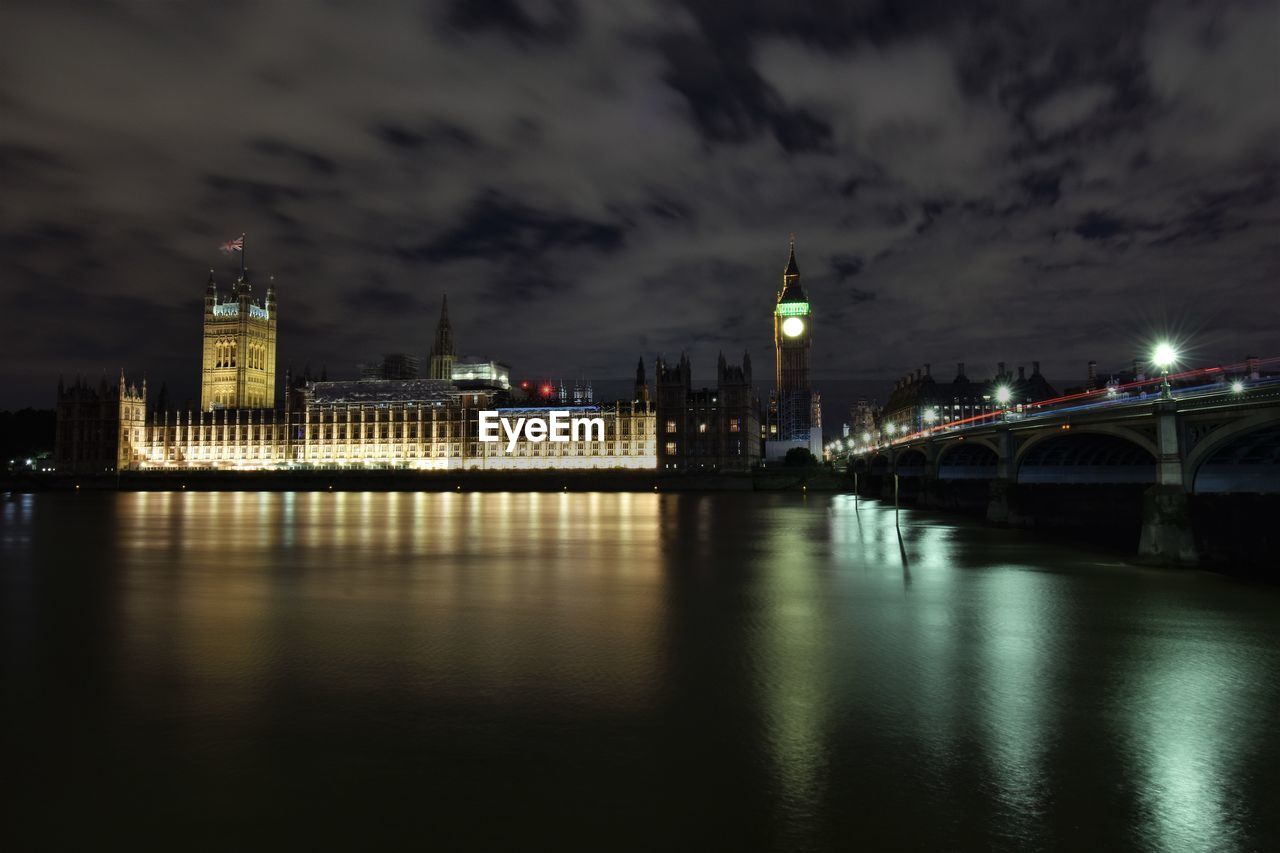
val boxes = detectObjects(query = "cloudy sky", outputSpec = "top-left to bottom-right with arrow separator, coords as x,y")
2,0 -> 1277,408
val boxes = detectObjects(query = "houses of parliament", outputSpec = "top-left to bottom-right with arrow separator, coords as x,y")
53,241 -> 822,474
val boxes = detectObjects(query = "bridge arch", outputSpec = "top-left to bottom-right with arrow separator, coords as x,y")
895,448 -> 928,477
1014,425 -> 1157,469
936,441 -> 998,480
1015,429 -> 1156,485
849,456 -> 869,474
1188,412 -> 1280,494
870,453 -> 891,476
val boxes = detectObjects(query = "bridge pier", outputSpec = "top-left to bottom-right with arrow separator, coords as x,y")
1137,402 -> 1199,566
986,428 -> 1031,527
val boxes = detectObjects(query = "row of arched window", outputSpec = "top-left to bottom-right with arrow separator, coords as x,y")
213,338 -> 237,369
213,339 -> 269,370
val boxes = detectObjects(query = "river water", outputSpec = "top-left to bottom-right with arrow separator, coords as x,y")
2,491 -> 1277,851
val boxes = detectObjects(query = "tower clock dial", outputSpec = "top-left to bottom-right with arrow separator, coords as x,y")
781,316 -> 806,338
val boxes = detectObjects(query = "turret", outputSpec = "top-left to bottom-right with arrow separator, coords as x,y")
205,269 -> 217,314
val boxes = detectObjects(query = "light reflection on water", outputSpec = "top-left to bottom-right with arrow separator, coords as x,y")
2,490 -> 1278,851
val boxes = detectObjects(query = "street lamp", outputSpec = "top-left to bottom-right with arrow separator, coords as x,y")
995,385 -> 1012,422
924,408 -> 938,426
861,432 -> 871,444
1152,341 -> 1177,399
1231,379 -> 1244,394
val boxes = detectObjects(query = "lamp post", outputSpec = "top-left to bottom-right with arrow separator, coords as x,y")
995,385 -> 1012,422
1152,342 -> 1177,400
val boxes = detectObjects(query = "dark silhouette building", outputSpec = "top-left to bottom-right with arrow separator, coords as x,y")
654,352 -> 760,472
54,372 -> 147,472
882,361 -> 1058,434
362,353 -> 420,381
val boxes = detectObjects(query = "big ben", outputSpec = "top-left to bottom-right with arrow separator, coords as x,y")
774,237 -> 811,391
767,237 -> 822,459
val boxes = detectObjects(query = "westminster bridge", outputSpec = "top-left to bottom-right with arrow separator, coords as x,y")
833,362 -> 1280,567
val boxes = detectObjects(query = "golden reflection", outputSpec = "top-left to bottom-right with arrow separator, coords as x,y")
113,490 -> 668,713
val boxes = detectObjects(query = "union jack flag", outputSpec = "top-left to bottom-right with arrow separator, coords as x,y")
219,235 -> 244,253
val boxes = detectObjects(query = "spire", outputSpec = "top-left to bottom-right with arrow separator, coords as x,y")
779,235 -> 806,302
431,294 -> 454,358
784,234 -> 799,279
428,294 -> 456,381
634,356 -> 650,406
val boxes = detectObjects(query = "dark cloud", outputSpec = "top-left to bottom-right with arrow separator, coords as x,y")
830,254 -> 864,281
371,120 -> 480,153
444,0 -> 583,44
0,0 -> 1277,410
249,138 -> 339,175
409,190 -> 626,263
1075,211 -> 1139,241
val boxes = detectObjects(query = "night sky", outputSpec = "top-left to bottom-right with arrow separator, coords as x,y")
2,0 -> 1277,409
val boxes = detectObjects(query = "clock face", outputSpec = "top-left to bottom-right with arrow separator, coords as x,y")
781,316 -> 806,338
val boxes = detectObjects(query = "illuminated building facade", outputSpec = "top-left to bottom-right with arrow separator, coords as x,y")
126,385 -> 653,471
201,270 -> 277,410
452,358 -> 511,392
765,239 -> 822,460
57,266 -> 657,473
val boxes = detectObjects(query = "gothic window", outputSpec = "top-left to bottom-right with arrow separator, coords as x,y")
666,420 -> 677,433
665,441 -> 678,455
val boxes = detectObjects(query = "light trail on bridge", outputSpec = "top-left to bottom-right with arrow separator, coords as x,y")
843,354 -> 1280,454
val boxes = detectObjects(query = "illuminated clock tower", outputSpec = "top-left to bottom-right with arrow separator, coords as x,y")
774,237 -> 811,391
767,237 -> 822,460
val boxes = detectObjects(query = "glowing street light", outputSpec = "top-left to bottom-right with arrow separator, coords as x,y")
1152,341 -> 1177,399
924,408 -> 938,425
1231,379 -> 1245,394
862,432 -> 871,444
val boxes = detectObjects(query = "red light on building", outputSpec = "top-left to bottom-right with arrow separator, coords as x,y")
540,384 -> 553,397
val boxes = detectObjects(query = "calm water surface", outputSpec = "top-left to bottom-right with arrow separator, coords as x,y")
3,491 -> 1278,851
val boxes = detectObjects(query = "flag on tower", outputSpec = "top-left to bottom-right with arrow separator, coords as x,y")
219,235 -> 244,253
